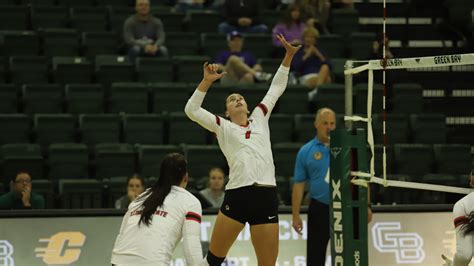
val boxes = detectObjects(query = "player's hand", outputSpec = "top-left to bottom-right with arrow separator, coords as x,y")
441,254 -> 452,266
203,62 -> 226,82
276,34 -> 301,56
292,215 -> 303,235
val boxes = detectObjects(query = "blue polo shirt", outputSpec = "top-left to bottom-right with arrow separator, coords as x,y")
293,138 -> 330,205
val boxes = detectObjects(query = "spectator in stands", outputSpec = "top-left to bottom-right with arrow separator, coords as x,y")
124,0 -> 169,61
291,27 -> 332,94
215,31 -> 273,85
300,0 -> 331,34
0,172 -> 45,209
199,167 -> 226,208
115,174 -> 146,209
272,4 -> 306,58
218,0 -> 268,34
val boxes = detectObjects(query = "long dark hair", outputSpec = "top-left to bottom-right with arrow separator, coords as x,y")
138,153 -> 187,226
461,211 -> 474,236
283,4 -> 301,28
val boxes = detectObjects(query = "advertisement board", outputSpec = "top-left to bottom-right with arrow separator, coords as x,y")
0,212 -> 456,266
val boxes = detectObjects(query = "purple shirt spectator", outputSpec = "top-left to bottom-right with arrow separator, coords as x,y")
291,46 -> 332,76
272,22 -> 306,47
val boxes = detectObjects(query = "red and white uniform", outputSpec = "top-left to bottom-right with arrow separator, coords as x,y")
452,192 -> 474,266
111,186 -> 203,266
185,65 -> 290,190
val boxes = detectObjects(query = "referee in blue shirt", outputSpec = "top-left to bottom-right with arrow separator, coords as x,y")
292,107 -> 335,265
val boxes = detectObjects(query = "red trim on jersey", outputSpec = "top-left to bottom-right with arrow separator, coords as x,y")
454,216 -> 468,228
215,115 -> 221,126
257,103 -> 268,116
186,212 -> 202,223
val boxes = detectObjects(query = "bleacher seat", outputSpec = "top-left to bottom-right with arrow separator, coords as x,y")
168,112 -> 209,145
242,34 -> 273,58
123,114 -> 165,145
166,32 -> 200,56
433,144 -> 471,175
95,143 -> 136,179
79,114 -> 121,145
372,114 -> 410,144
95,55 -> 135,87
103,177 -> 128,208
0,114 -> 30,145
58,0 -> 95,7
108,6 -> 134,33
330,58 -> 348,83
52,56 -> 93,84
9,56 -> 48,84
394,144 -> 434,179
58,179 -> 102,208
31,179 -> 54,208
65,84 -> 104,113
0,6 -> 28,30
81,32 -> 119,58
273,142 -> 301,177
0,57 -> 5,83
34,114 -> 76,147
373,144 -> 395,176
330,8 -> 359,36
392,83 -> 423,114
200,33 -> 227,57
311,83 -> 345,114
22,84 -> 63,114
31,5 -> 69,30
22,0 -> 55,5
410,114 -> 447,144
354,83 -> 383,114
137,144 -> 183,178
70,7 -> 108,32
276,175 -> 291,205
49,143 -> 89,180
174,55 -> 210,82
136,57 -> 174,82
108,82 -> 148,113
185,145 -> 227,178
188,11 -> 221,33
155,12 -> 185,32
257,58 -> 281,76
1,143 -> 44,181
318,34 -> 346,58
293,114 -> 318,143
41,29 -> 80,57
349,32 -> 376,60
1,31 -> 40,56
0,84 -> 18,113
269,114 -> 294,143
277,85 -> 310,114
150,82 -> 190,113
97,0 -> 133,7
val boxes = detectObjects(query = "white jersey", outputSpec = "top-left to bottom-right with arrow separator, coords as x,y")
452,192 -> 474,266
111,186 -> 203,266
185,65 -> 289,190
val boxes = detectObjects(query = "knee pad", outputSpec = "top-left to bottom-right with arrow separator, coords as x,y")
206,250 -> 225,266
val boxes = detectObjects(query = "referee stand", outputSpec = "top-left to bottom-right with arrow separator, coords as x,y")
330,128 -> 369,266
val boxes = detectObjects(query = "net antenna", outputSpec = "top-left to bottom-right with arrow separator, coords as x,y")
344,53 -> 474,195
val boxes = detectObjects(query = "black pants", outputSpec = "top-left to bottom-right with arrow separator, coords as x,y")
307,199 -> 330,266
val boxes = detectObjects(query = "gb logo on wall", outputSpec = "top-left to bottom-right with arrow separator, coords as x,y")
35,232 -> 86,265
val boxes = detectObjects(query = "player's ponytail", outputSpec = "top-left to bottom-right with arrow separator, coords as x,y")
461,211 -> 474,236
139,153 -> 187,226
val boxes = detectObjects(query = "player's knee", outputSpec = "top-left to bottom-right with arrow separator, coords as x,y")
205,250 -> 225,266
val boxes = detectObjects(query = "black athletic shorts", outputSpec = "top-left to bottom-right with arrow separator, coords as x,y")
220,184 -> 279,225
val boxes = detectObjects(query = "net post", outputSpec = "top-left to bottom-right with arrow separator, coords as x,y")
344,60 -> 354,129
330,128 -> 369,266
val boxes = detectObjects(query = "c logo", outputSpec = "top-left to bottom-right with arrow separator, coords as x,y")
35,232 -> 86,265
0,240 -> 14,266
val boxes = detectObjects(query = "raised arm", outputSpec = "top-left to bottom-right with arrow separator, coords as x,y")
260,34 -> 301,115
184,63 -> 227,133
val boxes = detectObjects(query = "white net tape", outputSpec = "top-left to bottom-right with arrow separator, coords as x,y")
344,53 -> 474,195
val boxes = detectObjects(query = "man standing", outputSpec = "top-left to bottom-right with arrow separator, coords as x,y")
123,0 -> 168,61
292,107 -> 335,265
0,172 -> 45,209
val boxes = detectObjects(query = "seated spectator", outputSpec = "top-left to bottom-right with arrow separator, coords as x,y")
199,167 -> 225,208
300,0 -> 331,34
218,0 -> 268,34
291,27 -> 332,92
272,4 -> 306,57
215,31 -> 273,85
124,0 -> 169,61
115,174 -> 145,209
0,172 -> 45,209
